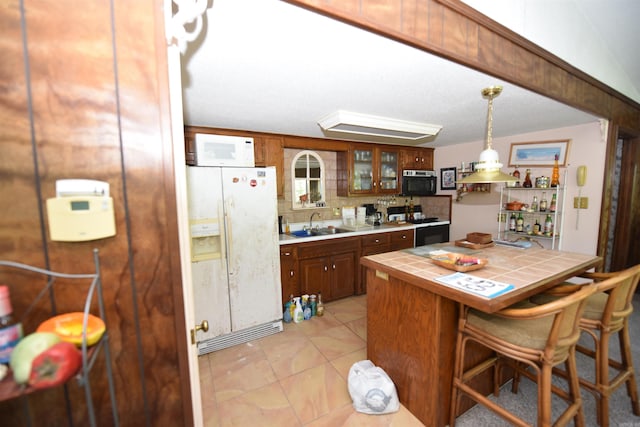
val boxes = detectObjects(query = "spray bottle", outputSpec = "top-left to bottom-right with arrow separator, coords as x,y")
293,297 -> 304,323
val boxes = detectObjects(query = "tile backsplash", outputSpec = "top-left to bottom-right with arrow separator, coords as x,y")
278,148 -> 451,225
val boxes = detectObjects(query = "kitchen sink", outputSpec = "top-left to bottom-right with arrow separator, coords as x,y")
312,227 -> 348,236
289,227 -> 348,237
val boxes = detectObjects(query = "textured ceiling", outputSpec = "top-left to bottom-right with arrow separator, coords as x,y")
180,0 -> 630,148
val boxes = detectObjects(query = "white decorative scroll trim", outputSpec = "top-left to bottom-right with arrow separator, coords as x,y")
165,0 -> 209,54
599,118 -> 609,144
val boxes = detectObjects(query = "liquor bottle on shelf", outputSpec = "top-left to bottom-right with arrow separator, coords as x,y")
551,154 -> 560,187
531,195 -> 538,212
533,219 -> 541,235
513,165 -> 521,187
516,212 -> 524,232
544,214 -> 553,235
509,212 -> 517,231
523,169 -> 532,188
550,193 -> 557,212
539,192 -> 548,212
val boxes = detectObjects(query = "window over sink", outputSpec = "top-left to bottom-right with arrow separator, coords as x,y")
291,150 -> 326,210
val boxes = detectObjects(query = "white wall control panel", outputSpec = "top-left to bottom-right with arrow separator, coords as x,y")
46,179 -> 116,242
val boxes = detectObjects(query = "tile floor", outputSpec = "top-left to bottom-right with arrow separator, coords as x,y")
198,295 -> 425,426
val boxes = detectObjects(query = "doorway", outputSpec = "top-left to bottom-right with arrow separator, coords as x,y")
606,133 -> 640,273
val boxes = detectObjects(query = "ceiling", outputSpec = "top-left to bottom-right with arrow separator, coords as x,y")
180,0 -> 637,148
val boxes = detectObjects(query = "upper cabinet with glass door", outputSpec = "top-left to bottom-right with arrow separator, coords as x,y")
337,144 -> 399,196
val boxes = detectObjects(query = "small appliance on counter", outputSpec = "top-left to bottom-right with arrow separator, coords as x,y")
361,203 -> 382,226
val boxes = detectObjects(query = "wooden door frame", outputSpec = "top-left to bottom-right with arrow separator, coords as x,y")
599,124 -> 640,271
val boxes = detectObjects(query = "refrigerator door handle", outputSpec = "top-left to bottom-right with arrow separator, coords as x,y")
219,202 -> 228,262
224,198 -> 233,266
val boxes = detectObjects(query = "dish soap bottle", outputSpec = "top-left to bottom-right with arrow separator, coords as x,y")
293,297 -> 304,323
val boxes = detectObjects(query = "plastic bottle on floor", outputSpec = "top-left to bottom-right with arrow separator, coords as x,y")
293,297 -> 304,323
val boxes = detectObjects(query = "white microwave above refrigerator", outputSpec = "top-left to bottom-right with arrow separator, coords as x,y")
194,133 -> 255,167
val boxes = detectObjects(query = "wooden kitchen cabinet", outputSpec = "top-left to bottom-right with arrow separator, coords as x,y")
401,147 -> 434,171
296,237 -> 359,302
253,135 -> 284,197
390,229 -> 414,250
357,230 -> 415,293
279,245 -> 299,304
358,233 -> 391,294
337,144 -> 399,196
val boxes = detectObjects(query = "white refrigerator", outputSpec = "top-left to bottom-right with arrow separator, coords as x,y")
186,166 -> 282,355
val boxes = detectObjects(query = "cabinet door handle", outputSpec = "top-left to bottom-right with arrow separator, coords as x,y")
290,270 -> 294,277
324,265 -> 328,272
401,235 -> 406,239
415,156 -> 419,162
375,239 -> 380,243
332,264 -> 336,270
283,252 -> 291,256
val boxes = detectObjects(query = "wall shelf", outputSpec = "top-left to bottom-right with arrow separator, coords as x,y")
497,174 -> 566,250
0,249 -> 119,427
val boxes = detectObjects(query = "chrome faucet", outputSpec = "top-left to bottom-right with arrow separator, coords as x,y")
310,212 -> 321,229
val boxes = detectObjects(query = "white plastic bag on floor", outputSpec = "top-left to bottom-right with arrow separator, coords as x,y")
347,360 -> 399,415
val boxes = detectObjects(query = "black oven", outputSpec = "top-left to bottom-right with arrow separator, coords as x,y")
415,223 -> 450,246
401,170 -> 437,196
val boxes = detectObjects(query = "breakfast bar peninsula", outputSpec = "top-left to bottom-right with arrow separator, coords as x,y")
360,244 -> 601,427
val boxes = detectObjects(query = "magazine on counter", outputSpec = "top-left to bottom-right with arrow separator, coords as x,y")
435,272 -> 514,298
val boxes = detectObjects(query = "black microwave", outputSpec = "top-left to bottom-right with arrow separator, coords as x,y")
401,170 -> 437,196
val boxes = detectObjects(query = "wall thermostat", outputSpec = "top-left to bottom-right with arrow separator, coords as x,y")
46,179 -> 116,242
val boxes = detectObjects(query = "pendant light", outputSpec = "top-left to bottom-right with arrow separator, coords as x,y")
459,86 -> 518,184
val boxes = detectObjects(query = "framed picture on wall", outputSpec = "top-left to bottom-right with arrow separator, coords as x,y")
508,139 -> 571,167
440,167 -> 457,190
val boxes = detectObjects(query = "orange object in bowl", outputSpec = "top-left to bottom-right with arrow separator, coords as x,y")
505,201 -> 524,211
37,312 -> 105,347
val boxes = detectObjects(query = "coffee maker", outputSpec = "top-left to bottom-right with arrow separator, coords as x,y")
362,203 -> 382,226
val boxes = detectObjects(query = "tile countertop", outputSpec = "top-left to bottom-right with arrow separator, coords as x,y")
361,244 -> 601,313
279,220 -> 450,245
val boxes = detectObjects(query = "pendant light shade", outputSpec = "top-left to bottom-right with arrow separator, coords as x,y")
459,86 -> 518,184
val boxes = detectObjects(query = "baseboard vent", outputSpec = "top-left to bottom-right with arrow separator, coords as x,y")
197,321 -> 283,355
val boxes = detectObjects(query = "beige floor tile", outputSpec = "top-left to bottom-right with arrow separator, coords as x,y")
212,349 -> 277,402
308,325 -> 366,361
343,316 -> 366,340
295,311 -> 344,335
202,397 -> 220,427
329,348 -> 367,381
216,382 -> 300,427
207,341 -> 263,365
280,362 -> 352,424
260,330 -> 328,379
325,299 -> 367,323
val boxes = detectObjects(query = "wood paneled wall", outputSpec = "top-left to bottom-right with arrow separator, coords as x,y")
0,1 -> 189,426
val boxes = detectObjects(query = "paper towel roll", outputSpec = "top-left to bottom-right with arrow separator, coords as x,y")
357,207 -> 367,223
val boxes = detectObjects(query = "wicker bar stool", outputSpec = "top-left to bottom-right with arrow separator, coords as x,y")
531,263 -> 640,426
449,283 -> 597,427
